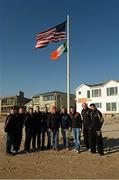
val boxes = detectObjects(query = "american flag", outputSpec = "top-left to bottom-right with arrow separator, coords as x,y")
35,21 -> 66,48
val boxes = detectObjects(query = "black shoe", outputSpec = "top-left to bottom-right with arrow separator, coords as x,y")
23,149 -> 30,153
36,147 -> 41,151
32,148 -> 36,152
47,146 -> 52,149
63,146 -> 67,149
91,150 -> 96,153
6,151 -> 15,156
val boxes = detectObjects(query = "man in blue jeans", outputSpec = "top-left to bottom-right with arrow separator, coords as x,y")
70,106 -> 82,153
59,107 -> 71,149
48,106 -> 60,151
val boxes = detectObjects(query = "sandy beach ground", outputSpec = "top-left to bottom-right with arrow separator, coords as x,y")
0,116 -> 119,179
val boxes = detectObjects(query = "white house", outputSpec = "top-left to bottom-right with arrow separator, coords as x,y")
76,80 -> 119,114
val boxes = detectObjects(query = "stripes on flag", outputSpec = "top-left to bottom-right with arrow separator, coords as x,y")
50,41 -> 67,60
35,21 -> 66,49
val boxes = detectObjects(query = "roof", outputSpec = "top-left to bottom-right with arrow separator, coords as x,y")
0,96 -> 17,100
33,91 -> 75,98
76,80 -> 119,90
85,80 -> 119,87
0,95 -> 31,100
84,83 -> 104,87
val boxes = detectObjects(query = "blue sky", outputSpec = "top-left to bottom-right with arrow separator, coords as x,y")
0,0 -> 119,98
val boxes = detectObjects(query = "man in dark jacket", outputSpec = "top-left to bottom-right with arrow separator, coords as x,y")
70,106 -> 82,153
32,106 -> 42,150
24,107 -> 35,152
42,107 -> 51,149
4,108 -> 16,154
81,103 -> 92,150
48,106 -> 60,150
59,107 -> 70,149
14,107 -> 25,152
89,103 -> 104,155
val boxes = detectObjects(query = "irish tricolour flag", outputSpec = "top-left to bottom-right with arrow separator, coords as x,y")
50,41 -> 67,60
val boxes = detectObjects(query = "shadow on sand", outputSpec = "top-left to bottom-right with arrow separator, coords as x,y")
103,136 -> 119,155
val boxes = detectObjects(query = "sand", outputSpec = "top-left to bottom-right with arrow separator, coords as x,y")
0,116 -> 119,179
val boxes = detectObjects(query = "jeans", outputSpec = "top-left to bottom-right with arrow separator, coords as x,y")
51,130 -> 59,149
61,129 -> 69,148
72,128 -> 80,151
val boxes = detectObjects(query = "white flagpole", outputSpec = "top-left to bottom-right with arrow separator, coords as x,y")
67,14 -> 70,113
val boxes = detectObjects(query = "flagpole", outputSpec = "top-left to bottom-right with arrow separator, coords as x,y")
67,14 -> 70,114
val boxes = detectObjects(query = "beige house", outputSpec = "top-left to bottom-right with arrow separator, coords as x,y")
25,91 -> 75,112
0,91 -> 31,115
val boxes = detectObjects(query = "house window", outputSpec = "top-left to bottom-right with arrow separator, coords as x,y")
107,87 -> 118,96
34,97 -> 39,103
95,103 -> 102,108
87,90 -> 90,98
92,89 -> 101,97
43,96 -> 56,101
106,102 -> 117,111
78,91 -> 81,95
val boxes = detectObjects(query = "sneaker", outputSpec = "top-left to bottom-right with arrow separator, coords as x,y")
76,150 -> 80,153
11,150 -> 17,154
88,148 -> 91,152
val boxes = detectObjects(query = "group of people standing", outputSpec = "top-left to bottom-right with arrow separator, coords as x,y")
4,103 -> 104,156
